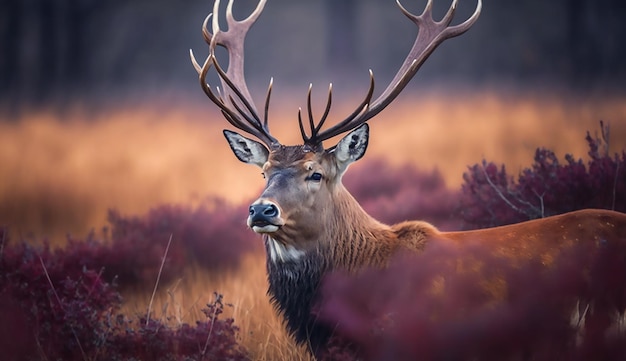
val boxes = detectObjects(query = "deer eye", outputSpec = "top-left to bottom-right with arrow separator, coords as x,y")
308,172 -> 323,182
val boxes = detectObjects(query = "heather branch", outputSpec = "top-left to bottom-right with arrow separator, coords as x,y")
532,190 -> 546,218
202,292 -> 224,358
510,187 -> 543,218
480,163 -> 526,216
92,308 -> 115,361
39,256 -> 88,361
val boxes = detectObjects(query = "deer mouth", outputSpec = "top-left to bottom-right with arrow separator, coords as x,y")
250,221 -> 281,234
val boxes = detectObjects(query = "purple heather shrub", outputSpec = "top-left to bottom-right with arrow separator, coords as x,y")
2,200 -> 258,294
0,234 -> 122,360
0,229 -> 248,360
460,122 -> 625,229
317,235 -> 626,361
176,199 -> 260,269
108,294 -> 248,361
106,206 -> 189,288
106,199 -> 259,288
344,159 -> 461,231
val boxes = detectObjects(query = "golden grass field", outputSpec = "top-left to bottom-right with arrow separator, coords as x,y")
121,253 -> 314,360
1,89 -> 625,360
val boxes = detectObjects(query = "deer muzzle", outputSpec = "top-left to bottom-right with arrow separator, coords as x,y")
248,200 -> 283,233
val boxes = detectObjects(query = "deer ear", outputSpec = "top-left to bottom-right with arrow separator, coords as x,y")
333,124 -> 369,170
223,130 -> 269,168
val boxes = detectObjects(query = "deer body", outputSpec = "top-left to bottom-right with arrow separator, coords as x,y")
252,143 -> 626,352
190,0 -> 626,356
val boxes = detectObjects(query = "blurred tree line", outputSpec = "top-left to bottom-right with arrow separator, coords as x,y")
0,0 -> 625,112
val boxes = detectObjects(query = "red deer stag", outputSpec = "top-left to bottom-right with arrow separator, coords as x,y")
190,0 -> 626,356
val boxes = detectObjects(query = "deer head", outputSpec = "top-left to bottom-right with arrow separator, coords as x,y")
190,0 -> 482,262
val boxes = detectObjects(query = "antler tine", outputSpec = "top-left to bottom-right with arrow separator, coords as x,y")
306,84 -> 316,139
297,83 -> 334,149
263,77 -> 273,129
191,0 -> 279,149
190,13 -> 213,74
315,84 -> 333,135
203,11 -> 213,44
309,0 -> 481,147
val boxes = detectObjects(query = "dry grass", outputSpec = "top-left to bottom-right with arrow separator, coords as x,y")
121,253 -> 313,361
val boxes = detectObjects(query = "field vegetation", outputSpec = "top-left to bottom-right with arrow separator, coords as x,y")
1,90 -> 625,360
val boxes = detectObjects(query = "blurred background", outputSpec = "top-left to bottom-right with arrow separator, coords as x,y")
1,0 -> 625,110
1,0 -> 625,241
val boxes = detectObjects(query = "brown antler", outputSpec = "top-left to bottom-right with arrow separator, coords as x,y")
302,0 -> 482,148
192,0 -> 481,151
190,0 -> 280,149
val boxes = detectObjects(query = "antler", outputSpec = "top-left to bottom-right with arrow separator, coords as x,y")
191,0 -> 481,151
190,0 -> 280,149
301,0 -> 482,148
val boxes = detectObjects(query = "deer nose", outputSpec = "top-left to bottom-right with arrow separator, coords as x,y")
249,203 -> 279,223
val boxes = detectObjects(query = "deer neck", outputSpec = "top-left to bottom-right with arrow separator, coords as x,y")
263,185 -> 392,350
324,186 -> 395,270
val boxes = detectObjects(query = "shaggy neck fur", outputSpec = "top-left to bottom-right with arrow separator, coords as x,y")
264,183 -> 433,355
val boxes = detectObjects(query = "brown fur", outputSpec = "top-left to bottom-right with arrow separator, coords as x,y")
310,178 -> 626,271
441,208 -> 626,263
